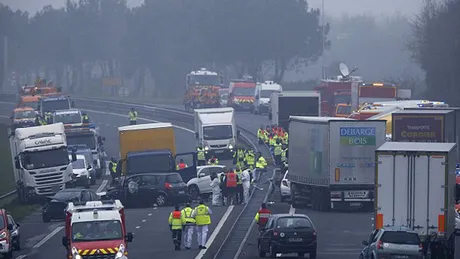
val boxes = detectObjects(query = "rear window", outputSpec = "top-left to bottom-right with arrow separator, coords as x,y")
166,174 -> 183,183
276,217 -> 313,229
381,231 -> 420,245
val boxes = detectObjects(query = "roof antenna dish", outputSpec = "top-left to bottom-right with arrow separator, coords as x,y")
339,63 -> 350,78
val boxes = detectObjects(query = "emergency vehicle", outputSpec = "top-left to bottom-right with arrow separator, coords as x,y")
18,95 -> 40,111
11,107 -> 36,129
184,68 -> 224,112
227,76 -> 256,111
62,200 -> 133,259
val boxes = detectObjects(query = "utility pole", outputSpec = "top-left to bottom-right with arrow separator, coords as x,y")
321,0 -> 325,79
2,36 -> 8,90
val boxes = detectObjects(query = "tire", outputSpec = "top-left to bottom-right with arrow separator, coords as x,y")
258,242 -> 266,257
14,238 -> 21,251
42,213 -> 51,223
156,193 -> 167,206
309,250 -> 317,259
188,185 -> 200,200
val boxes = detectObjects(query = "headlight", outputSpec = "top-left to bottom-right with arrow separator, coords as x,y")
0,231 -> 6,239
115,244 -> 126,259
228,145 -> 233,149
204,146 -> 209,151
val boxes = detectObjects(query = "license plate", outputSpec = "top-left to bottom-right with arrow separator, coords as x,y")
350,202 -> 362,207
215,150 -> 224,154
288,238 -> 302,242
178,191 -> 185,194
345,191 -> 367,198
51,185 -> 60,193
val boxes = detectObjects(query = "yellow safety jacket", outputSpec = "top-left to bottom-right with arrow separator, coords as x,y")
273,143 -> 282,156
257,129 -> 264,139
256,156 -> 267,169
181,207 -> 196,225
197,148 -> 205,160
110,162 -> 117,174
81,115 -> 89,122
194,205 -> 211,225
269,138 -> 276,146
208,158 -> 219,165
129,111 -> 138,121
245,154 -> 255,168
168,210 -> 186,230
236,170 -> 243,184
237,149 -> 245,160
281,148 -> 288,161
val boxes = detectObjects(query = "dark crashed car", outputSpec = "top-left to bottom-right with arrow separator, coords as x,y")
41,188 -> 100,222
258,214 -> 317,258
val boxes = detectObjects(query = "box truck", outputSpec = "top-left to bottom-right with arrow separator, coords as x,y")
10,123 -> 74,202
118,123 -> 196,182
194,108 -> 238,158
269,91 -> 321,131
288,116 -> 386,210
375,142 -> 457,256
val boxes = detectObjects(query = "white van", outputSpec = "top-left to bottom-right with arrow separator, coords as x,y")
252,81 -> 282,115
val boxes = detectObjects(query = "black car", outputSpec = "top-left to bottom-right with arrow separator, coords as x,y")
41,188 -> 100,222
106,172 -> 189,207
258,214 -> 317,258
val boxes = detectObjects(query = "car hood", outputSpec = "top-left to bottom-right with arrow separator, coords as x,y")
72,240 -> 125,253
73,169 -> 89,176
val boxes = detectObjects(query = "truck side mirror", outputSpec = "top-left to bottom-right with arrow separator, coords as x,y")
14,158 -> 20,169
195,132 -> 199,139
61,236 -> 69,247
125,232 -> 134,242
71,153 -> 77,162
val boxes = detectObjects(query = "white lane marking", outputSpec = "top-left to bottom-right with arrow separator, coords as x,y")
148,213 -> 152,216
32,226 -> 65,248
96,180 -> 108,193
81,108 -> 194,133
0,115 -> 9,118
194,205 -> 234,259
141,219 -> 146,223
15,255 -> 27,259
135,226 -> 140,229
289,205 -> 295,215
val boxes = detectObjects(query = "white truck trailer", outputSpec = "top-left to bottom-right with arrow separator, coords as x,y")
10,123 -> 74,202
375,142 -> 457,257
194,107 -> 238,158
288,116 -> 386,210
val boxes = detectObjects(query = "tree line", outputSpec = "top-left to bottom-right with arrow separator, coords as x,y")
0,0 -> 328,97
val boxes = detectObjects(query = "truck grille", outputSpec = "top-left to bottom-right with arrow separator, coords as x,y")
210,144 -> 227,148
33,172 -> 65,195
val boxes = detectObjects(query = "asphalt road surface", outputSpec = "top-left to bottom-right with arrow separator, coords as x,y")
0,100 -> 239,259
1,98 -> 459,259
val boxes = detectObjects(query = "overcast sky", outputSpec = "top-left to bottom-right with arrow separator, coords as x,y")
1,0 -> 422,17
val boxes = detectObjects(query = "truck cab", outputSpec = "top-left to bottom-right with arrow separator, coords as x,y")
194,108 -> 238,158
62,200 -> 133,259
19,95 -> 40,111
38,95 -> 73,117
334,104 -> 351,117
227,78 -> 256,111
10,123 -> 74,202
119,123 -> 197,183
253,81 -> 282,115
11,107 -> 36,129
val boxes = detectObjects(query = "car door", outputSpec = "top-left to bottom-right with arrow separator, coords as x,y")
175,152 -> 197,183
140,175 -> 160,205
364,229 -> 380,258
260,218 -> 274,251
196,167 -> 212,193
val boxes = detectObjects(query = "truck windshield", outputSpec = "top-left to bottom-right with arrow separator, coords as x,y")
72,159 -> 86,169
54,113 -> 81,124
41,99 -> 70,113
72,220 -> 123,242
67,135 -> 96,150
234,87 -> 254,96
336,105 -> 351,115
260,90 -> 277,98
189,75 -> 220,86
22,147 -> 69,170
203,125 -> 233,140
333,94 -> 351,105
128,154 -> 172,174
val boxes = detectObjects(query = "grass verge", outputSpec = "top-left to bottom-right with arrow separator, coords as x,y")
0,123 -> 40,220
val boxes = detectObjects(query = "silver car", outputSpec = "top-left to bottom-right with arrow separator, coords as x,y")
360,226 -> 422,259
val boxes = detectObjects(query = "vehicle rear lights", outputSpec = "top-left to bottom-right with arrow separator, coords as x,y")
419,243 -> 423,251
273,231 -> 278,237
165,182 -> 172,190
376,240 -> 383,249
312,231 -> 317,240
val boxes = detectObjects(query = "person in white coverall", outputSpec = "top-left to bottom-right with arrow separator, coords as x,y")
241,169 -> 251,204
210,172 -> 221,206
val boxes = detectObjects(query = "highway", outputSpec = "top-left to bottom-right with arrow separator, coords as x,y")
0,97 -> 459,259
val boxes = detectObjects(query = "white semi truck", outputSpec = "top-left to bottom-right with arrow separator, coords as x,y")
10,123 -> 74,202
375,142 -> 457,257
288,116 -> 386,210
194,107 -> 238,158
